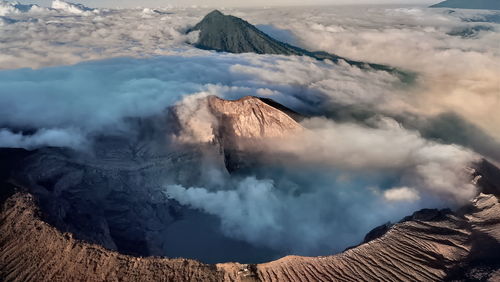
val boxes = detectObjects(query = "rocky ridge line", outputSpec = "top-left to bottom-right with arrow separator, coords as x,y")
1,188 -> 499,281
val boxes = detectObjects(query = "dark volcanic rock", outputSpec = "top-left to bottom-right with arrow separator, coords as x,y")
188,10 -> 304,55
0,96 -> 307,265
257,97 -> 304,122
401,208 -> 454,222
171,95 -> 302,173
0,193 -> 225,281
362,221 -> 392,244
2,191 -> 499,281
188,10 -> 409,78
2,97 -> 500,281
473,159 -> 500,196
431,0 -> 500,10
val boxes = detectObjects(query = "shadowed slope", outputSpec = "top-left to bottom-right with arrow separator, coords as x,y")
1,189 -> 499,281
188,10 -> 410,78
189,10 -> 304,56
1,98 -> 500,281
0,193 -> 224,282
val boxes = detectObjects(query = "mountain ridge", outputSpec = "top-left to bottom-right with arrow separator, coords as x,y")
1,97 -> 500,280
2,185 -> 499,281
431,0 -> 500,10
188,10 -> 410,78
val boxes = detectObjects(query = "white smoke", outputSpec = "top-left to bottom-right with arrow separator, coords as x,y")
0,128 -> 86,149
0,53 -> 403,150
257,117 -> 480,203
0,3 -> 498,257
166,176 -> 411,255
384,187 -> 420,202
1,3 -> 498,143
172,92 -> 218,144
164,115 -> 479,254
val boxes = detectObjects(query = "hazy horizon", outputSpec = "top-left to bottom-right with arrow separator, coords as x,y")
11,0 -> 438,8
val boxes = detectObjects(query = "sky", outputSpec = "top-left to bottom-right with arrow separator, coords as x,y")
16,0 -> 439,8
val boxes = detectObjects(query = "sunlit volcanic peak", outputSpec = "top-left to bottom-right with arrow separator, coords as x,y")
188,10 -> 304,55
207,95 -> 302,138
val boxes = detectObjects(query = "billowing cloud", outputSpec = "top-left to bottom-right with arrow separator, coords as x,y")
0,53 -> 405,150
0,127 -> 86,149
254,117 -> 479,203
2,4 -> 497,153
166,176 -> 422,255
384,186 -> 420,202
164,113 -> 478,254
0,4 -> 203,69
0,3 -> 497,259
243,7 -> 500,141
51,0 -> 98,15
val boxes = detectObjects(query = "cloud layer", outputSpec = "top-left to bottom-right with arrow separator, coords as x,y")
0,3 -> 497,259
2,4 -> 498,147
0,53 -> 406,150
240,7 -> 500,141
165,113 -> 478,255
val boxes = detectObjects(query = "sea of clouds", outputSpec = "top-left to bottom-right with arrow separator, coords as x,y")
0,1 -> 499,259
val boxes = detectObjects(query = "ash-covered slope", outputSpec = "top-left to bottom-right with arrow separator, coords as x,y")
431,0 -> 500,10
0,96 -> 303,265
256,193 -> 500,281
170,95 -> 302,149
172,95 -> 302,172
0,194 -> 224,282
188,10 -> 404,75
51,0 -> 99,15
207,96 -> 302,140
208,96 -> 302,172
1,182 -> 499,281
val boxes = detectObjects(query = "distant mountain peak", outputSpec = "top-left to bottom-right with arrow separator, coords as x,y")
431,0 -> 500,10
205,9 -> 223,17
188,9 -> 303,55
188,10 -> 410,79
